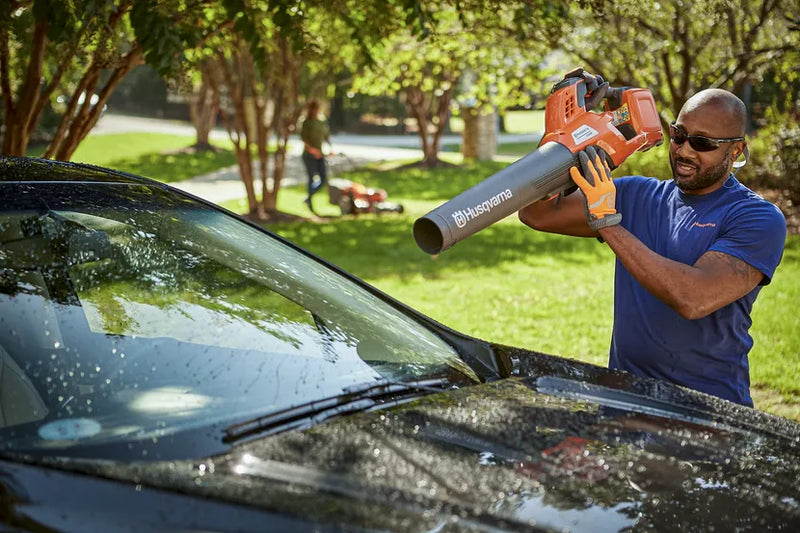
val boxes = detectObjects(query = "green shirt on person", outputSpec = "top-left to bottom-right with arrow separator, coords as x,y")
301,117 -> 329,155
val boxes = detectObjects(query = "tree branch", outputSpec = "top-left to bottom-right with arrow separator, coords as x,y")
18,17 -> 47,138
0,21 -> 13,121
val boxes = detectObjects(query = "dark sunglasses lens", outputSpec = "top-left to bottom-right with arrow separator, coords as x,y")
669,125 -> 719,152
688,136 -> 719,152
670,126 -> 686,145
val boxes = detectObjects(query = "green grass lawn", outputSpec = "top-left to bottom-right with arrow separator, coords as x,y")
28,133 -> 237,183
71,131 -> 800,421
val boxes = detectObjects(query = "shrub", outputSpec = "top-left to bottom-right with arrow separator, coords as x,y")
615,140 -> 671,179
745,115 -> 800,205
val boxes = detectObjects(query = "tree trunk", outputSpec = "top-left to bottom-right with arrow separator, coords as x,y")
47,48 -> 143,161
260,36 -> 305,216
405,86 -> 437,166
235,147 -> 259,214
254,94 -> 270,207
404,81 -> 456,167
189,65 -> 220,150
462,105 -> 497,161
1,18 -> 48,155
429,84 -> 453,163
2,3 -> 136,159
207,51 -> 260,215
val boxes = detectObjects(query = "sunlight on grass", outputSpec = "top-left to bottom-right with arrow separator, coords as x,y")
68,133 -> 236,182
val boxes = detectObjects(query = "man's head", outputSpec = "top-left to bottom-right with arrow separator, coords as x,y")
307,100 -> 320,119
669,89 -> 748,194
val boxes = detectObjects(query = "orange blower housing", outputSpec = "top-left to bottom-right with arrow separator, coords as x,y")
541,77 -> 663,168
413,73 -> 663,255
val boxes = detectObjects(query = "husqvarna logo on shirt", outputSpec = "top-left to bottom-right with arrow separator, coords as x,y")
451,189 -> 513,228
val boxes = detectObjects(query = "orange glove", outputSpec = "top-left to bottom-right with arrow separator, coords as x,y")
569,146 -> 622,231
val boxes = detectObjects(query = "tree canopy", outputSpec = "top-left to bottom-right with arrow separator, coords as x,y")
353,3 -> 561,165
1,0 -> 796,179
545,0 -> 800,123
0,0 -> 204,158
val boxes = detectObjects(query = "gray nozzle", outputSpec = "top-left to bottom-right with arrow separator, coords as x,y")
413,142 -> 576,255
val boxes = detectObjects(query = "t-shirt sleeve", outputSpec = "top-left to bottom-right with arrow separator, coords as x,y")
710,201 -> 787,285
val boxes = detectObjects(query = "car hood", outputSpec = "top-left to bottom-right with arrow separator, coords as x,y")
41,348 -> 800,532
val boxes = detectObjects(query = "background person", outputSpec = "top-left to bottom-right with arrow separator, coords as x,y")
518,87 -> 786,407
300,99 -> 331,213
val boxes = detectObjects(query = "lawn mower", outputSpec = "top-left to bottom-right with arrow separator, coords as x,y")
327,178 -> 404,216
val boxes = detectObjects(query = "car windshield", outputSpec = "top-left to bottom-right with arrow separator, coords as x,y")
0,180 -> 477,458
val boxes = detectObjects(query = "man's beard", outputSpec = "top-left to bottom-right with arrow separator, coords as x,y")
670,147 -> 732,192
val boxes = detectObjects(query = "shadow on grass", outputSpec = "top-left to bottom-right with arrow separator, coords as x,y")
106,149 -> 237,183
270,213 -> 609,280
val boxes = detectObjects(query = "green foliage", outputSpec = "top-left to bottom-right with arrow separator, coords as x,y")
614,141 -> 671,179
1,0 -> 214,157
353,3 -> 556,111
745,115 -> 800,204
131,1 -> 203,76
549,0 -> 800,121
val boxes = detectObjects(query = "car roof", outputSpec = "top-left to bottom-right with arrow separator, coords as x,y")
0,156 -> 157,186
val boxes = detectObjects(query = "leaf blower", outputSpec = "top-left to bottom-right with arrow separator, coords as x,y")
413,68 -> 664,255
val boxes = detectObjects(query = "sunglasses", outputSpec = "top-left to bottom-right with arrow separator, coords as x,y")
669,122 -> 745,152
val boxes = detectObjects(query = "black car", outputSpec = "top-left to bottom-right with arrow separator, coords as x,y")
1,156 -> 798,532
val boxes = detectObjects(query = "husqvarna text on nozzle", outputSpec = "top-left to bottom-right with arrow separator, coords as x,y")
413,142 -> 574,255
413,69 -> 663,255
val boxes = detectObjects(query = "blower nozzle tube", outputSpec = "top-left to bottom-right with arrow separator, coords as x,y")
413,142 -> 576,255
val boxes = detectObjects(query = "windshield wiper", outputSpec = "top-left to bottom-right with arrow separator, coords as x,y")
222,378 -> 450,444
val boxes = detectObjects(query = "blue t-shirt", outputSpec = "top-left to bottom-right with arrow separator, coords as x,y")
610,175 -> 786,406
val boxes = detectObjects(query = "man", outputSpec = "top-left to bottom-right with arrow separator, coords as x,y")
518,88 -> 786,406
300,100 -> 331,213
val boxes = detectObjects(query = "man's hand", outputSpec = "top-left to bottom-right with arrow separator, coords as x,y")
561,67 -> 609,110
569,146 -> 622,231
305,144 -> 324,159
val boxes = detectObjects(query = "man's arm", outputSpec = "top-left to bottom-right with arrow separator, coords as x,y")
528,146 -> 766,320
304,143 -> 323,158
518,190 -> 597,237
597,225 -> 764,320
